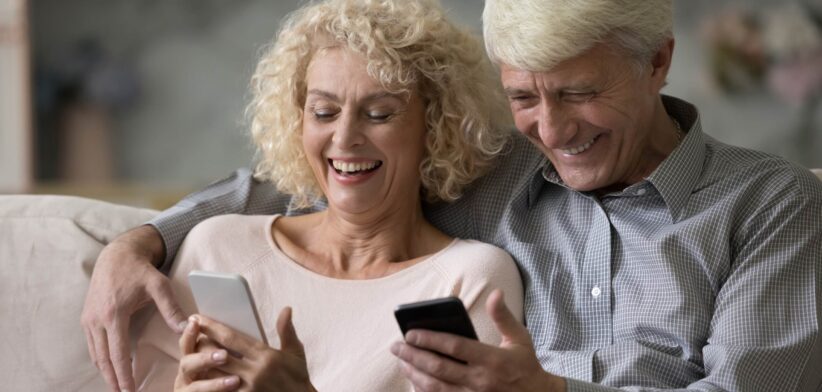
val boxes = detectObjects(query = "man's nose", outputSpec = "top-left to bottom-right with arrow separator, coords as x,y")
534,102 -> 574,149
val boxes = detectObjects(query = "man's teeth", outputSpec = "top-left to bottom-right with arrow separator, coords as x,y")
561,136 -> 597,155
331,160 -> 381,173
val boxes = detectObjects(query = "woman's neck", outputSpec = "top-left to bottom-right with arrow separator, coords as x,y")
274,202 -> 452,279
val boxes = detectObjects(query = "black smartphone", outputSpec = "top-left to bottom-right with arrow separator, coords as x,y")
394,296 -> 478,340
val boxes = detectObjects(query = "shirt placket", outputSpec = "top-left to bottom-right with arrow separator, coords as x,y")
573,195 -> 614,382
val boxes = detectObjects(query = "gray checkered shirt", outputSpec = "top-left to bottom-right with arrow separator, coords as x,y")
151,96 -> 822,391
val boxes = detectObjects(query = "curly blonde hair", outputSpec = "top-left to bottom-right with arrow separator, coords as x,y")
248,0 -> 511,208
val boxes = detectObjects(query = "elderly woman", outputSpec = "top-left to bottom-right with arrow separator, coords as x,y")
131,0 -> 523,390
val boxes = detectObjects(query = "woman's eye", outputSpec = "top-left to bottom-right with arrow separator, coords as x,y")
312,110 -> 337,120
366,112 -> 392,121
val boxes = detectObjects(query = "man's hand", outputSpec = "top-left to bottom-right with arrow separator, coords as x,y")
81,225 -> 187,392
390,289 -> 566,392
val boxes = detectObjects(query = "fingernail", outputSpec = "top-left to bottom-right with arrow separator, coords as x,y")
212,350 -> 227,364
178,320 -> 188,332
223,375 -> 240,387
389,342 -> 401,355
188,315 -> 199,323
405,331 -> 418,343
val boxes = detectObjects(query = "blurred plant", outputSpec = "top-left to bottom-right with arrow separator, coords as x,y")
701,1 -> 822,164
701,1 -> 822,104
700,6 -> 768,94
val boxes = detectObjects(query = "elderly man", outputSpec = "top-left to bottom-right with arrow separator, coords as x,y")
83,0 -> 822,391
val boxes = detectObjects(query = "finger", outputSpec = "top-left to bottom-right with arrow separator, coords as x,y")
179,317 -> 200,355
179,350 -> 229,380
194,315 -> 262,356
83,326 -> 98,369
108,319 -> 136,392
398,359 -> 463,392
391,341 -> 471,385
185,375 -> 241,392
403,328 -> 490,364
486,289 -> 532,346
91,327 -> 120,391
276,307 -> 305,358
146,274 -> 188,333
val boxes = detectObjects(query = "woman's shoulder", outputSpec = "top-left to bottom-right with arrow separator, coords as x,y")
182,214 -> 277,254
172,214 -> 278,275
189,214 -> 275,237
436,239 -> 520,280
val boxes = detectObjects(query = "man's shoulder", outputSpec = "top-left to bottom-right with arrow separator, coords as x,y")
462,133 -> 544,200
698,138 -> 822,207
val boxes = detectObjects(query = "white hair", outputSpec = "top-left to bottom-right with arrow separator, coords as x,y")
482,0 -> 673,71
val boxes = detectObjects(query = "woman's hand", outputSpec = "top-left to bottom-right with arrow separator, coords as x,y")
192,308 -> 316,392
175,317 -> 241,391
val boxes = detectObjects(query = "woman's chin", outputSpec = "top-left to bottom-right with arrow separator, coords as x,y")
326,194 -> 380,216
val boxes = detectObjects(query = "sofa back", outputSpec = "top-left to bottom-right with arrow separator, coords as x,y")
0,195 -> 157,392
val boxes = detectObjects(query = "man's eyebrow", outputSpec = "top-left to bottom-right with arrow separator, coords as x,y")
503,88 -> 533,96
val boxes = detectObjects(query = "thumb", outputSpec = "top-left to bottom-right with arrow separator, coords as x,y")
486,289 -> 531,347
277,307 -> 306,358
147,274 -> 188,333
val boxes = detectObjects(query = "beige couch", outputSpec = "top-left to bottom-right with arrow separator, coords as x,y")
0,195 -> 157,391
2,169 -> 821,391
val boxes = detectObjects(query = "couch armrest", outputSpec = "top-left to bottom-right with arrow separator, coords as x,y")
0,195 -> 157,391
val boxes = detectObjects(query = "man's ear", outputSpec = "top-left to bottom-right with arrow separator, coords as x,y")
649,38 -> 675,91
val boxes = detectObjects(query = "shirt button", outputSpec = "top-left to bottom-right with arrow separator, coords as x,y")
636,189 -> 647,196
591,286 -> 602,298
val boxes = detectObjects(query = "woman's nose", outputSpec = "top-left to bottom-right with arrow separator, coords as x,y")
331,113 -> 365,148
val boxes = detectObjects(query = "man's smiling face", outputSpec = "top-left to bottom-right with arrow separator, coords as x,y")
500,43 -> 671,193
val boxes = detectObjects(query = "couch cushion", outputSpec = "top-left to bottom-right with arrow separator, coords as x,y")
0,195 -> 157,392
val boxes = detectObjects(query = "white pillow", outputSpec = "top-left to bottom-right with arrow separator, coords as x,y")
0,195 -> 157,392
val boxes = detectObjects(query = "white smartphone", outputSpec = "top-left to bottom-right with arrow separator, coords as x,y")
188,270 -> 268,345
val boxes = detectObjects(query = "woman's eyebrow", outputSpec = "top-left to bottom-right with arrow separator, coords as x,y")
306,89 -> 339,101
306,89 -> 405,103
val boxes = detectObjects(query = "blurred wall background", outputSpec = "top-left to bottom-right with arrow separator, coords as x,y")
3,0 -> 821,207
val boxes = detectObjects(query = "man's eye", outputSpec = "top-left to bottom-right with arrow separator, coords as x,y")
560,91 -> 596,103
508,95 -> 533,102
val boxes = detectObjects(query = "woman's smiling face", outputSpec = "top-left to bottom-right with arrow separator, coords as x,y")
302,48 -> 428,216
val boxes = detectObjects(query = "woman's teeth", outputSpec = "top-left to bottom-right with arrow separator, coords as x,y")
331,160 -> 382,174
561,136 -> 598,155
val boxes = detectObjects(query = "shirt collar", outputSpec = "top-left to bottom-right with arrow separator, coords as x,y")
535,95 -> 705,220
646,95 -> 705,221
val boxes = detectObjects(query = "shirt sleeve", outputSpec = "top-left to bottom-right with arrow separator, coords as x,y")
148,168 -> 290,272
564,171 -> 822,391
